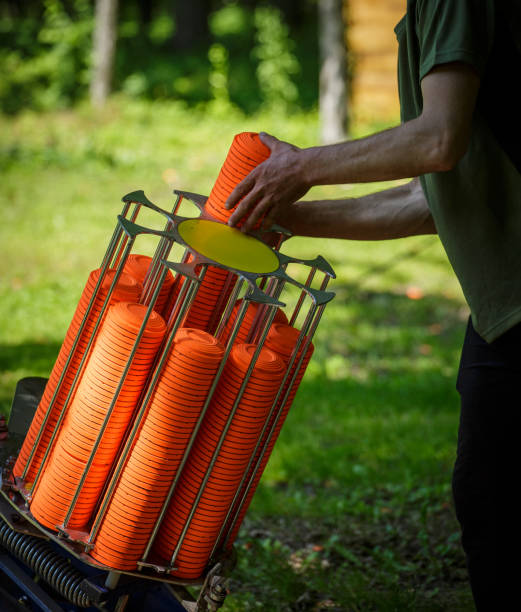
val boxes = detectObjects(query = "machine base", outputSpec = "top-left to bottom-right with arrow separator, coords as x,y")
0,379 -> 232,611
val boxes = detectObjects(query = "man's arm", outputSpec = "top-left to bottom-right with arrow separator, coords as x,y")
276,178 -> 436,240
226,62 -> 480,234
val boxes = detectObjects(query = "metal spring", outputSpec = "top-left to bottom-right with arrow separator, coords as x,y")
0,518 -> 91,607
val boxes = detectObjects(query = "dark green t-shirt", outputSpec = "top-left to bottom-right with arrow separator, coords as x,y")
396,0 -> 521,342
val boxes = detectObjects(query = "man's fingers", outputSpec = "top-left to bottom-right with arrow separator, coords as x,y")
227,189 -> 261,227
241,198 -> 273,233
225,175 -> 255,210
225,131 -> 287,228
261,208 -> 277,231
259,131 -> 279,151
228,202 -> 249,227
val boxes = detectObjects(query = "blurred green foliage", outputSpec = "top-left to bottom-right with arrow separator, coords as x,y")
0,0 -> 319,115
253,5 -> 299,113
0,0 -> 92,112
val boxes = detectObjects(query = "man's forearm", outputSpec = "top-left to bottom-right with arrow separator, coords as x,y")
278,179 -> 436,241
301,119 -> 452,187
301,64 -> 480,187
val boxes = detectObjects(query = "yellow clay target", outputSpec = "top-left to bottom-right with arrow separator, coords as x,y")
178,219 -> 279,274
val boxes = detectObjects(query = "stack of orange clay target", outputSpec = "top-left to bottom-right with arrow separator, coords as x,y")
123,253 -> 175,317
181,132 -> 271,333
13,269 -> 142,483
182,255 -> 234,333
30,302 -> 166,531
153,343 -> 286,578
90,328 -> 224,570
203,131 -> 270,226
223,323 -> 315,547
12,131 -> 323,583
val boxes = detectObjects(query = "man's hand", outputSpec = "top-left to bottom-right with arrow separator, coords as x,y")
225,133 -> 311,233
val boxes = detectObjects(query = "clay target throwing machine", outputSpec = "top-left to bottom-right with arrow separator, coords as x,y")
0,134 -> 335,611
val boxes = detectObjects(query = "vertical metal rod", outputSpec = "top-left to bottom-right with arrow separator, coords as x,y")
167,260 -> 209,331
214,278 -> 244,341
111,204 -> 142,270
141,295 -> 252,563
166,276 -> 194,331
289,267 -> 317,327
171,192 -> 183,217
140,244 -> 172,308
104,572 -> 121,589
257,274 -> 269,291
140,203 -> 177,307
161,247 -> 192,330
319,274 -> 330,292
168,298 -> 273,567
257,227 -> 286,290
21,218 -> 129,484
61,271 -> 165,529
163,264 -> 208,347
162,247 -> 201,320
274,233 -> 285,251
100,201 -> 131,270
207,270 -> 237,335
30,238 -> 136,496
215,301 -> 320,552
261,275 -> 280,301
248,275 -> 286,345
220,300 -> 328,551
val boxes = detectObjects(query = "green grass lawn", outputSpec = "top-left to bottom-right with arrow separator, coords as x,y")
0,100 -> 474,610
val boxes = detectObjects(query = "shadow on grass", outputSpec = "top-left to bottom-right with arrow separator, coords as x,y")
324,279 -> 467,329
0,341 -> 59,414
311,283 -> 467,382
0,341 -> 60,372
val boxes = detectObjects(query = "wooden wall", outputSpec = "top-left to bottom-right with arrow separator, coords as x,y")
347,0 -> 406,123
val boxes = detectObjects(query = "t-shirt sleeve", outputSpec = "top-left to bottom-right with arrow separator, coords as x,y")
416,0 -> 494,80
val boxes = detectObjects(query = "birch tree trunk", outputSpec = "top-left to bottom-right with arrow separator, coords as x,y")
90,0 -> 119,107
319,0 -> 349,144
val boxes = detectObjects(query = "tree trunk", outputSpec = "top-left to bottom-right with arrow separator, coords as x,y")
173,0 -> 209,51
138,0 -> 153,31
318,0 -> 349,144
90,0 -> 119,108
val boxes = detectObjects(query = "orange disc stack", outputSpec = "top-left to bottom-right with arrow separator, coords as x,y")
224,323 -> 314,547
152,343 -> 286,580
90,328 -> 225,571
182,255 -> 236,333
30,302 -> 166,532
221,298 -> 288,345
123,253 -> 175,316
203,132 -> 271,227
13,269 -> 142,484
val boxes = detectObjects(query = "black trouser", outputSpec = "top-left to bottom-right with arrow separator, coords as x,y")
453,318 -> 521,611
